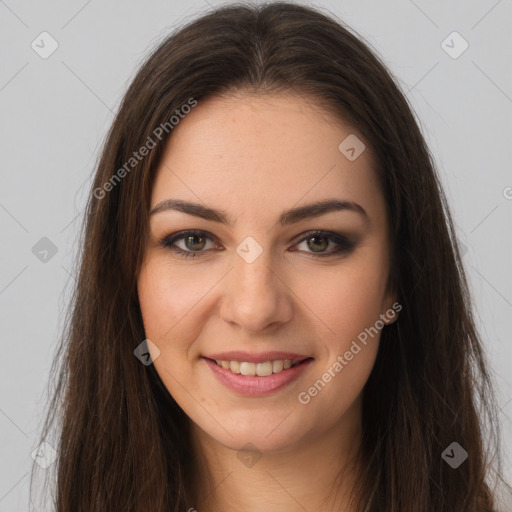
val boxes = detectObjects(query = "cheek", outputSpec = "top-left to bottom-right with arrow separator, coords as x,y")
297,258 -> 389,342
292,254 -> 388,401
137,258 -> 232,401
294,267 -> 385,426
137,262 -> 203,397
137,259 -> 216,341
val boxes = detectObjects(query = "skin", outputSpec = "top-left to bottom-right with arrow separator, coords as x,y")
137,92 -> 398,512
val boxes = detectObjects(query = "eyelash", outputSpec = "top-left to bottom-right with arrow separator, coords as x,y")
158,229 -> 355,259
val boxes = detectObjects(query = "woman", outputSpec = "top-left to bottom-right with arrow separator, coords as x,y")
32,2 -> 510,511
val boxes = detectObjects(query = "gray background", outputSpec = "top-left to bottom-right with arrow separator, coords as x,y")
1,0 -> 511,509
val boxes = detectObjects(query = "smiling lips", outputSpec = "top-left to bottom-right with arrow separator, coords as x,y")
202,351 -> 313,395
212,358 -> 302,376
203,351 -> 311,376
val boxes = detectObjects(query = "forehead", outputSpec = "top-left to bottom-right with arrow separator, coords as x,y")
150,92 -> 384,226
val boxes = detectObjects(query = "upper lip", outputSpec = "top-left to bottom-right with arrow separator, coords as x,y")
203,351 -> 312,363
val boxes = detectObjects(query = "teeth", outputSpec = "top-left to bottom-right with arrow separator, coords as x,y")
214,358 -> 302,376
272,360 -> 284,373
256,361 -> 273,376
240,362 -> 256,376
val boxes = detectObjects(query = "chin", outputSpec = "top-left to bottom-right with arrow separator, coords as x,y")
196,411 -> 314,454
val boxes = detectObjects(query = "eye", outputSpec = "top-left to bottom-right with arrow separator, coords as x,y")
158,230 -> 218,259
293,231 -> 355,258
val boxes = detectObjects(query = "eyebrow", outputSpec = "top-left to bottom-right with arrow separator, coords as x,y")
149,198 -> 368,226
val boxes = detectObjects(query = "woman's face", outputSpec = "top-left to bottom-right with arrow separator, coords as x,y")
137,92 -> 397,453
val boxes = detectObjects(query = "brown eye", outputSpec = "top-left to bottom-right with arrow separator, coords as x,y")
306,236 -> 329,253
159,230 -> 216,258
294,231 -> 355,258
184,234 -> 207,251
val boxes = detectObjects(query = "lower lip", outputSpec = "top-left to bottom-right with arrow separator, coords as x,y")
203,358 -> 313,396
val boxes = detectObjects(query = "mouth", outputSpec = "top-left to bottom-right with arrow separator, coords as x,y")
202,355 -> 314,396
203,356 -> 313,377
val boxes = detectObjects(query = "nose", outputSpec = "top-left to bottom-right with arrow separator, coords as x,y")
219,247 -> 294,333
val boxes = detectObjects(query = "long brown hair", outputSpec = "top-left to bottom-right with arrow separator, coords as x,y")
31,2 -> 510,511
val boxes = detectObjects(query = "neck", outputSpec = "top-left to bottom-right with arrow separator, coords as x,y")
189,397 -> 364,512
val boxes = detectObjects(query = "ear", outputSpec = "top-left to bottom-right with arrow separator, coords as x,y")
381,289 -> 401,325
